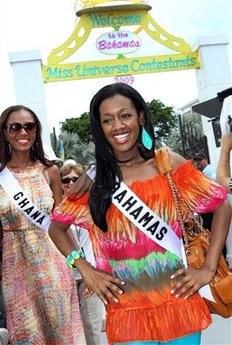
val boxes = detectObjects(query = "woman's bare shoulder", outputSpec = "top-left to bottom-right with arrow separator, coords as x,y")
45,164 -> 60,179
165,147 -> 187,170
46,164 -> 59,172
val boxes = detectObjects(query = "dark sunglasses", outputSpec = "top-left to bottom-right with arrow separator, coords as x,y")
6,122 -> 37,134
61,176 -> 79,184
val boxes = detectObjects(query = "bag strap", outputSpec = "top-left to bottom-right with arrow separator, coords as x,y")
157,148 -> 210,254
155,147 -> 205,225
165,172 -> 189,245
0,167 -> 51,231
165,171 -> 200,254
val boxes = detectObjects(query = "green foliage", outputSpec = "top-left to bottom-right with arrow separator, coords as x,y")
50,130 -> 95,165
60,112 -> 91,144
165,127 -> 182,154
147,99 -> 178,146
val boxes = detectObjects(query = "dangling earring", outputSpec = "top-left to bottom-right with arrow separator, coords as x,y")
7,142 -> 12,155
141,127 -> 153,150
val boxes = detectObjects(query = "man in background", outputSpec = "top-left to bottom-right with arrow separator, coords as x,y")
193,152 -> 216,180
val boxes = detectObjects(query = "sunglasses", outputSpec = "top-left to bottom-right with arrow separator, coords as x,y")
61,176 -> 79,184
6,122 -> 37,134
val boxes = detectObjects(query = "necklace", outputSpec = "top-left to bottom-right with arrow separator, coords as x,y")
116,151 -> 141,164
116,157 -> 137,164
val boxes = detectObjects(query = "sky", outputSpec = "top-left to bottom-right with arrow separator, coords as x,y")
0,0 -> 231,134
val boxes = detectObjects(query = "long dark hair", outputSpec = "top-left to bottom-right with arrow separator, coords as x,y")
0,105 -> 53,172
89,83 -> 155,232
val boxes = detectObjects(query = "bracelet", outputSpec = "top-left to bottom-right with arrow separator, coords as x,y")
66,249 -> 85,270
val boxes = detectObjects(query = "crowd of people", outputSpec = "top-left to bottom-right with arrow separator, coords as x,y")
0,83 -> 231,345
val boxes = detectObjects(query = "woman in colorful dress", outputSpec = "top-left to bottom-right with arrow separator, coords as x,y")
49,83 -> 230,345
0,105 -> 85,345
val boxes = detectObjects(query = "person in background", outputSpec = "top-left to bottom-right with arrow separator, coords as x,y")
216,133 -> 232,191
0,105 -> 85,345
192,152 -> 216,180
216,132 -> 232,269
192,152 -> 216,232
60,160 -> 103,345
49,83 -> 230,345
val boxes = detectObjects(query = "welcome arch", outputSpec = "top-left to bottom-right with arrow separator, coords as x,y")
42,0 -> 199,83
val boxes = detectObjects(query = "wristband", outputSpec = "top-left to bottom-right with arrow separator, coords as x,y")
66,249 -> 85,270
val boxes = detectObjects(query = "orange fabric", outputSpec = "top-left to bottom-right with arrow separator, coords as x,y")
106,294 -> 209,343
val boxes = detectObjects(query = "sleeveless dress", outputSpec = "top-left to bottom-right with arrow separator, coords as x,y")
0,162 -> 86,345
52,151 -> 227,345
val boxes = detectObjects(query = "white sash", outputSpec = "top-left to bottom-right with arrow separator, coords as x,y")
0,167 -> 51,231
112,180 -> 185,261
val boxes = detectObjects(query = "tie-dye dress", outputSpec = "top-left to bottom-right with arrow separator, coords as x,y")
52,152 -> 227,345
0,162 -> 86,345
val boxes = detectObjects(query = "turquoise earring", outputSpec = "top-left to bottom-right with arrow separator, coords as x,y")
141,127 -> 153,150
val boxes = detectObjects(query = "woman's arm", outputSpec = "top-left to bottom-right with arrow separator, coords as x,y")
49,221 -> 125,304
47,165 -> 63,207
70,170 -> 93,195
216,133 -> 232,191
204,199 -> 231,272
171,198 -> 231,299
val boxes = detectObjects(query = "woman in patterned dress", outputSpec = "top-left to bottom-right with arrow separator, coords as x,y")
0,105 -> 85,345
49,83 -> 230,345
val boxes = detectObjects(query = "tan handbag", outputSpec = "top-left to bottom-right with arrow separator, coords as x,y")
165,170 -> 232,318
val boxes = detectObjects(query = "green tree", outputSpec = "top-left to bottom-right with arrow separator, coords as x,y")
165,127 -> 182,154
60,112 -> 91,144
51,130 -> 95,165
148,99 -> 178,147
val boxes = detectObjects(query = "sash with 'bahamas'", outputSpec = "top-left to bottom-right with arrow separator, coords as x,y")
112,180 -> 185,261
0,167 -> 51,231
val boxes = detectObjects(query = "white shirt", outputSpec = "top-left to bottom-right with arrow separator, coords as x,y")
72,225 -> 97,280
203,164 -> 216,181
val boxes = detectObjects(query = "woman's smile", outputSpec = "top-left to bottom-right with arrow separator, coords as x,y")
113,132 -> 130,144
